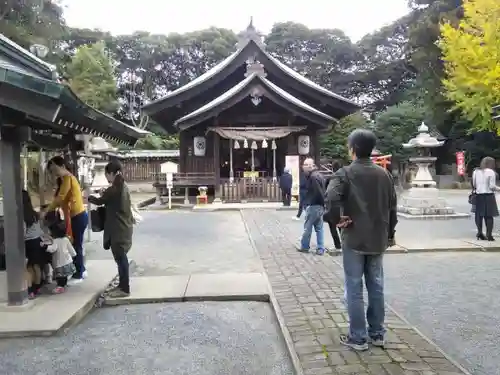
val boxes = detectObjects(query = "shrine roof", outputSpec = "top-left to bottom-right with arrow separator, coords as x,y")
174,72 -> 335,129
142,24 -> 361,125
0,35 -> 149,146
0,34 -> 57,80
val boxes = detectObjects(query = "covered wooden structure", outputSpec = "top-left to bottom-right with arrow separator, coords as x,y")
0,34 -> 148,305
143,20 -> 359,202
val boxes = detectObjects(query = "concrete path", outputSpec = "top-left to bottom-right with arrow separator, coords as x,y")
0,260 -> 117,337
279,209 -> 500,253
104,273 -> 269,305
242,209 -> 469,375
99,210 -> 264,276
0,302 -> 294,375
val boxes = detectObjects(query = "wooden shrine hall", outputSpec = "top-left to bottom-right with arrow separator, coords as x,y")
143,20 -> 360,202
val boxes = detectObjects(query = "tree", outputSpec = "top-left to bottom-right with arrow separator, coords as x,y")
373,101 -> 426,160
66,41 -> 118,113
265,22 -> 359,98
0,0 -> 66,49
407,0 -> 464,136
319,113 -> 369,160
438,0 -> 500,132
353,16 -> 416,110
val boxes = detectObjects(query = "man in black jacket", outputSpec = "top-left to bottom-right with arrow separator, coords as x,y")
279,168 -> 293,206
324,129 -> 397,351
298,158 -> 326,255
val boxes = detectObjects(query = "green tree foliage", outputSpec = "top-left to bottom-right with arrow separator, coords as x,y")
407,0 -> 464,134
320,113 -> 369,160
265,22 -> 359,98
438,0 -> 500,132
373,101 -> 426,160
0,0 -> 66,49
66,41 -> 118,113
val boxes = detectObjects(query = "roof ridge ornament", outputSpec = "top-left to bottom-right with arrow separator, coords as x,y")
237,17 -> 265,50
244,56 -> 267,78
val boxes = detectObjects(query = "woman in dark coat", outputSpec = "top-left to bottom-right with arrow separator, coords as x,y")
88,160 -> 134,297
324,161 -> 342,250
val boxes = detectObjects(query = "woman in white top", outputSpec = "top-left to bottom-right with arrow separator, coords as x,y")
472,157 -> 499,240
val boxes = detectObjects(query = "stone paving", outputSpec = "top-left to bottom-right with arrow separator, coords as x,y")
242,209 -> 468,375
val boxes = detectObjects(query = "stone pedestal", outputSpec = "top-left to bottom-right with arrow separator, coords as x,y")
398,187 -> 457,216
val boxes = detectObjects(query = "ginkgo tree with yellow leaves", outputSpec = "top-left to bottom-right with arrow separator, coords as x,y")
438,0 -> 500,132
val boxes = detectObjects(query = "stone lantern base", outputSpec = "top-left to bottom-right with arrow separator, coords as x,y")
397,187 -> 469,219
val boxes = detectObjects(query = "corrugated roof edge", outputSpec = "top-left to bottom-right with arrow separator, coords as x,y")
61,85 -> 150,138
0,34 -> 57,80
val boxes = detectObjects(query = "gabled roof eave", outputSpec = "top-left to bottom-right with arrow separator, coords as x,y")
174,73 -> 334,128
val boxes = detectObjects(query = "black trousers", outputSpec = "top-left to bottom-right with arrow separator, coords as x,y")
326,221 -> 342,249
281,189 -> 291,206
56,276 -> 68,287
112,251 -> 130,293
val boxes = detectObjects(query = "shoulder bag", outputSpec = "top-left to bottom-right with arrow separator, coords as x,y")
468,170 -> 477,205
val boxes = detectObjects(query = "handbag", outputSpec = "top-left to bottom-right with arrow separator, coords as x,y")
468,171 -> 477,205
90,206 -> 106,232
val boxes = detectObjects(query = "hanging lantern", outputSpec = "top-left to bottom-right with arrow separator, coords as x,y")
243,139 -> 248,148
262,139 -> 268,148
234,140 -> 240,149
193,136 -> 206,156
298,135 -> 310,155
251,141 -> 258,150
271,140 -> 277,150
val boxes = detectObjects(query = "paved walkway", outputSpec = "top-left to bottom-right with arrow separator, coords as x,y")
242,209 -> 468,375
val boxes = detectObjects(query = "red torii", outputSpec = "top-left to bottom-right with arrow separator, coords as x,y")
371,149 -> 392,169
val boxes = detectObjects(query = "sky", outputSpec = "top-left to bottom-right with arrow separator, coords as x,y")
62,0 -> 410,42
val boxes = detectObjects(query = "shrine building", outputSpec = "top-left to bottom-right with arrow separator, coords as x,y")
142,20 -> 360,202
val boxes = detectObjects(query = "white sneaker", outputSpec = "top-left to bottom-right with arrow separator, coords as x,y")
82,271 -> 88,279
68,278 -> 83,285
292,216 -> 300,221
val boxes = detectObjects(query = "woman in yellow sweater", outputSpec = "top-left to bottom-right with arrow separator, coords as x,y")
44,156 -> 88,283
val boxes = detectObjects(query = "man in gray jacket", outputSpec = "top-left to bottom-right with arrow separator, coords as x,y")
324,129 -> 397,351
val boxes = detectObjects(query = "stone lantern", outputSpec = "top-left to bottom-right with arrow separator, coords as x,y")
397,122 -> 468,218
89,137 -> 116,192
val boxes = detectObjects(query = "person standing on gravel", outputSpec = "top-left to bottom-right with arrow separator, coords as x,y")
88,160 -> 134,298
298,158 -> 326,255
324,129 -> 397,351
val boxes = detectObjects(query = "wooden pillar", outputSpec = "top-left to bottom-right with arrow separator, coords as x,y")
312,130 -> 320,165
1,124 -> 28,305
38,149 -> 46,207
213,132 -> 221,199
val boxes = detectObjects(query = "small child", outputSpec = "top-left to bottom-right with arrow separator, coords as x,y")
46,222 -> 76,294
23,190 -> 46,298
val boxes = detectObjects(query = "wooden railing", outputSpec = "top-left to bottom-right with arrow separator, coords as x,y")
154,172 -> 216,187
220,177 -> 281,202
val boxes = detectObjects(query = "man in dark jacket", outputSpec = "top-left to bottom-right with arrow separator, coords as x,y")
298,158 -> 326,255
279,168 -> 293,206
324,129 -> 397,351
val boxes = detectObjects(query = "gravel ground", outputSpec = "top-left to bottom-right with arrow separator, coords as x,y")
384,252 -> 500,375
0,302 -> 293,375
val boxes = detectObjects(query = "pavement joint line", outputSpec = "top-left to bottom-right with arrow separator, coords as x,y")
241,211 -> 304,375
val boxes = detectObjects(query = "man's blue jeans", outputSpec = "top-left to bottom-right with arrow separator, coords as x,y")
342,247 -> 385,343
300,205 -> 325,251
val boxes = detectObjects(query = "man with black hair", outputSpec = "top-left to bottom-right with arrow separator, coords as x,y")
324,129 -> 397,351
298,158 -> 326,255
